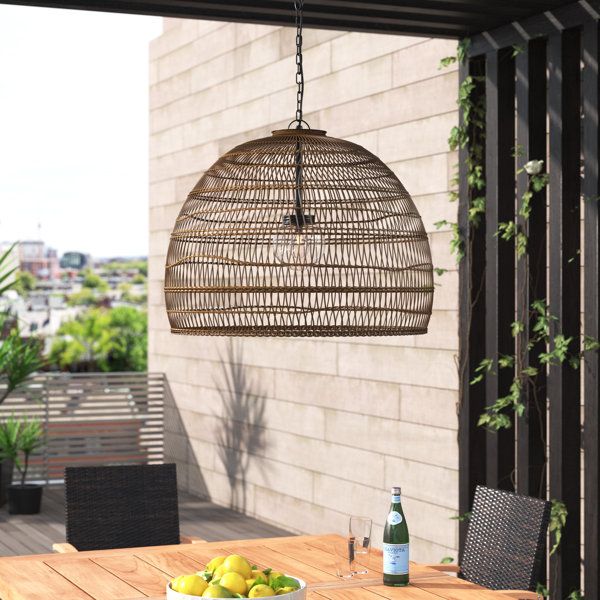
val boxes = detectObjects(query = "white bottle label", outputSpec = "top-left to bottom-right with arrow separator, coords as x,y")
387,511 -> 403,525
383,542 -> 409,575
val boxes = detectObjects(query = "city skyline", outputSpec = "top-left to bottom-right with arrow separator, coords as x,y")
0,5 -> 162,257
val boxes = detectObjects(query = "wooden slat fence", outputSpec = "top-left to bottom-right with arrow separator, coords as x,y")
460,5 -> 600,598
0,372 -> 166,483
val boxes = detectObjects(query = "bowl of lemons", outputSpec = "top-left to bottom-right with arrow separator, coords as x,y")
167,553 -> 306,599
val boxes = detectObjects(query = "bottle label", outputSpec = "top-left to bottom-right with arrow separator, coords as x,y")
387,511 -> 403,525
392,494 -> 401,503
383,542 -> 409,575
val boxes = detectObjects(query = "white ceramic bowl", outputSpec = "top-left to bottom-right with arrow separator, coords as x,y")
166,577 -> 307,600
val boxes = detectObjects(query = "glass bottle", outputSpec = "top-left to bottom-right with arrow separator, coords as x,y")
383,486 -> 409,586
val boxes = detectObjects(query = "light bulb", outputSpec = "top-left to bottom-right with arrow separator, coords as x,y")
271,228 -> 321,268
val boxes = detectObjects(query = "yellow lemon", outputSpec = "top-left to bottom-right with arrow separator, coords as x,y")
275,587 -> 297,595
174,574 -> 208,596
170,576 -> 184,591
246,578 -> 256,590
249,584 -> 276,598
201,584 -> 234,598
268,572 -> 284,586
206,556 -> 227,573
219,572 -> 247,595
252,570 -> 264,579
212,564 -> 227,580
223,555 -> 252,579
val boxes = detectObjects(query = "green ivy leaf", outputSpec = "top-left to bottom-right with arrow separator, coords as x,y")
584,335 -> 600,352
549,499 -> 567,555
511,321 -> 525,337
470,358 -> 493,385
450,511 -> 471,522
522,366 -> 538,377
439,56 -> 457,69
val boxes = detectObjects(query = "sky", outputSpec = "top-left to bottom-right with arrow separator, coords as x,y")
0,5 -> 162,259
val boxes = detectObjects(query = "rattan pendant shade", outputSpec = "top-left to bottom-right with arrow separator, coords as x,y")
164,128 -> 434,337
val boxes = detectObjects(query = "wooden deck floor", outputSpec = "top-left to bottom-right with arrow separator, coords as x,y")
0,484 -> 291,556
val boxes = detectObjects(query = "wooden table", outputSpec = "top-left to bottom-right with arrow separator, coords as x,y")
0,534 -> 515,600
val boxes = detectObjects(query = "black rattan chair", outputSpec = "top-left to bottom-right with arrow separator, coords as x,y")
53,464 -> 203,552
428,485 -> 550,598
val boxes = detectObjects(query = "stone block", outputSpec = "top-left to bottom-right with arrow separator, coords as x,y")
337,343 -> 458,390
274,370 -> 401,419
261,398 -> 326,440
384,455 -> 458,509
234,23 -> 279,49
190,52 -> 236,96
377,111 -> 456,164
278,27 -> 344,58
412,192 -> 458,233
260,429 -> 385,489
392,38 -> 459,88
332,32 -> 427,71
398,385 -> 458,430
324,410 -> 458,469
389,153 -> 449,197
157,24 -> 236,81
164,432 -> 189,463
213,450 -> 314,503
149,179 -> 177,208
254,487 -> 347,535
188,437 -> 217,471
303,55 -> 393,115
316,72 -> 457,139
431,270 -> 458,312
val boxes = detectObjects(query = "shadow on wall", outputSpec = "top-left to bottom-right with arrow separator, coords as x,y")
163,376 -> 210,499
216,340 -> 267,512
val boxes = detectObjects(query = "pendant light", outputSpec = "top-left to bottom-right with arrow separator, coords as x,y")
164,0 -> 434,337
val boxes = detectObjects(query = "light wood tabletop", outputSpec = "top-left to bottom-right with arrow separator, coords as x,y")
0,534 -> 516,600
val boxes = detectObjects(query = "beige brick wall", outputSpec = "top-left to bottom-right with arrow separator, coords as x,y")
149,18 -> 459,563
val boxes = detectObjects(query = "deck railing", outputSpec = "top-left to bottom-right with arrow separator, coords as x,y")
0,372 -> 166,483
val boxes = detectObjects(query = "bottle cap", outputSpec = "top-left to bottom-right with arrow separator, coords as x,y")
391,486 -> 401,495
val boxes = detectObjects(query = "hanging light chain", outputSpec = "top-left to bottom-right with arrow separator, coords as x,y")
294,0 -> 305,127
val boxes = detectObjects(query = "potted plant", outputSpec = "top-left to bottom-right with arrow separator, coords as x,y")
0,324 -> 44,506
0,416 -> 44,514
0,243 -> 44,506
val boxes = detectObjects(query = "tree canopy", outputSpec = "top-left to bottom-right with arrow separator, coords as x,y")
49,306 -> 147,372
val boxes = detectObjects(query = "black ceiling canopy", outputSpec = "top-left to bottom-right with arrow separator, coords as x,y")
0,0 -> 581,39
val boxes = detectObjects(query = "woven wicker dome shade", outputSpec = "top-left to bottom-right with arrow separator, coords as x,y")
165,129 -> 433,337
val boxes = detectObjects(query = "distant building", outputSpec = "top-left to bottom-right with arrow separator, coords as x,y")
18,241 -> 60,280
60,251 -> 90,271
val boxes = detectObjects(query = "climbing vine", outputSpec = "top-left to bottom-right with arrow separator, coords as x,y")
438,42 -> 596,597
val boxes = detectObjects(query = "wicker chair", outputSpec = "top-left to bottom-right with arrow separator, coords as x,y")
428,485 -> 550,599
52,464 -> 204,552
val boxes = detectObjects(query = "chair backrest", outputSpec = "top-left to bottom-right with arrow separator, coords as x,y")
65,464 -> 180,551
461,485 -> 550,591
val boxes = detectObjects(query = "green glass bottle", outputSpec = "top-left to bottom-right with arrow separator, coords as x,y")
383,486 -> 409,586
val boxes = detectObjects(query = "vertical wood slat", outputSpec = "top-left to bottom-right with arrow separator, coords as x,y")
458,56 -> 487,553
582,20 -> 600,600
547,29 -> 582,599
484,48 -> 516,491
515,39 -> 547,499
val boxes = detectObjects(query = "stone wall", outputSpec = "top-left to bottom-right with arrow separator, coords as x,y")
149,17 -> 459,562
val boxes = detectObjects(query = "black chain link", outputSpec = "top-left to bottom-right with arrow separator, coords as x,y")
294,0 -> 304,128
